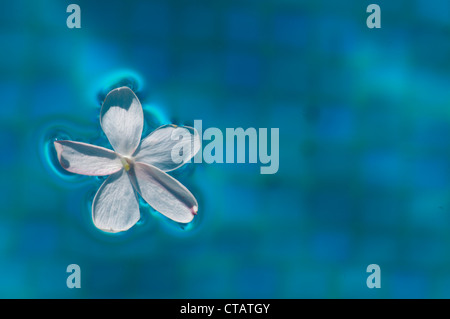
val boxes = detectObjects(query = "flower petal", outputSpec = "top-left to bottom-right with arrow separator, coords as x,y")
134,125 -> 200,172
100,86 -> 144,156
54,140 -> 123,176
92,169 -> 140,233
130,162 -> 198,223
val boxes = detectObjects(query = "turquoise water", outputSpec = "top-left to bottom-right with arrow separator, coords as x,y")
1,0 -> 450,298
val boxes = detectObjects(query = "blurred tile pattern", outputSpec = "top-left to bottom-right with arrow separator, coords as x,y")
0,0 -> 450,298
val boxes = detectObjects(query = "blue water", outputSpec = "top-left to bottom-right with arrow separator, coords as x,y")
1,0 -> 450,298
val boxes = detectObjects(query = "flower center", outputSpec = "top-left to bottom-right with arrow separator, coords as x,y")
120,156 -> 133,171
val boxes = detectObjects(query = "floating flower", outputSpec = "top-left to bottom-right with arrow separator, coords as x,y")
54,87 -> 199,233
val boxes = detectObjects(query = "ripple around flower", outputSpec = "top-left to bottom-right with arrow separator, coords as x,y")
93,70 -> 145,108
141,103 -> 171,136
39,121 -> 92,186
41,77 -> 202,236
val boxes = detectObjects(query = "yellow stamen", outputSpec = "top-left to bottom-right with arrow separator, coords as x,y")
120,157 -> 130,171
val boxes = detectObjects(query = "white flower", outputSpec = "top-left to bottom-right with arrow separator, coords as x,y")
54,86 -> 200,233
